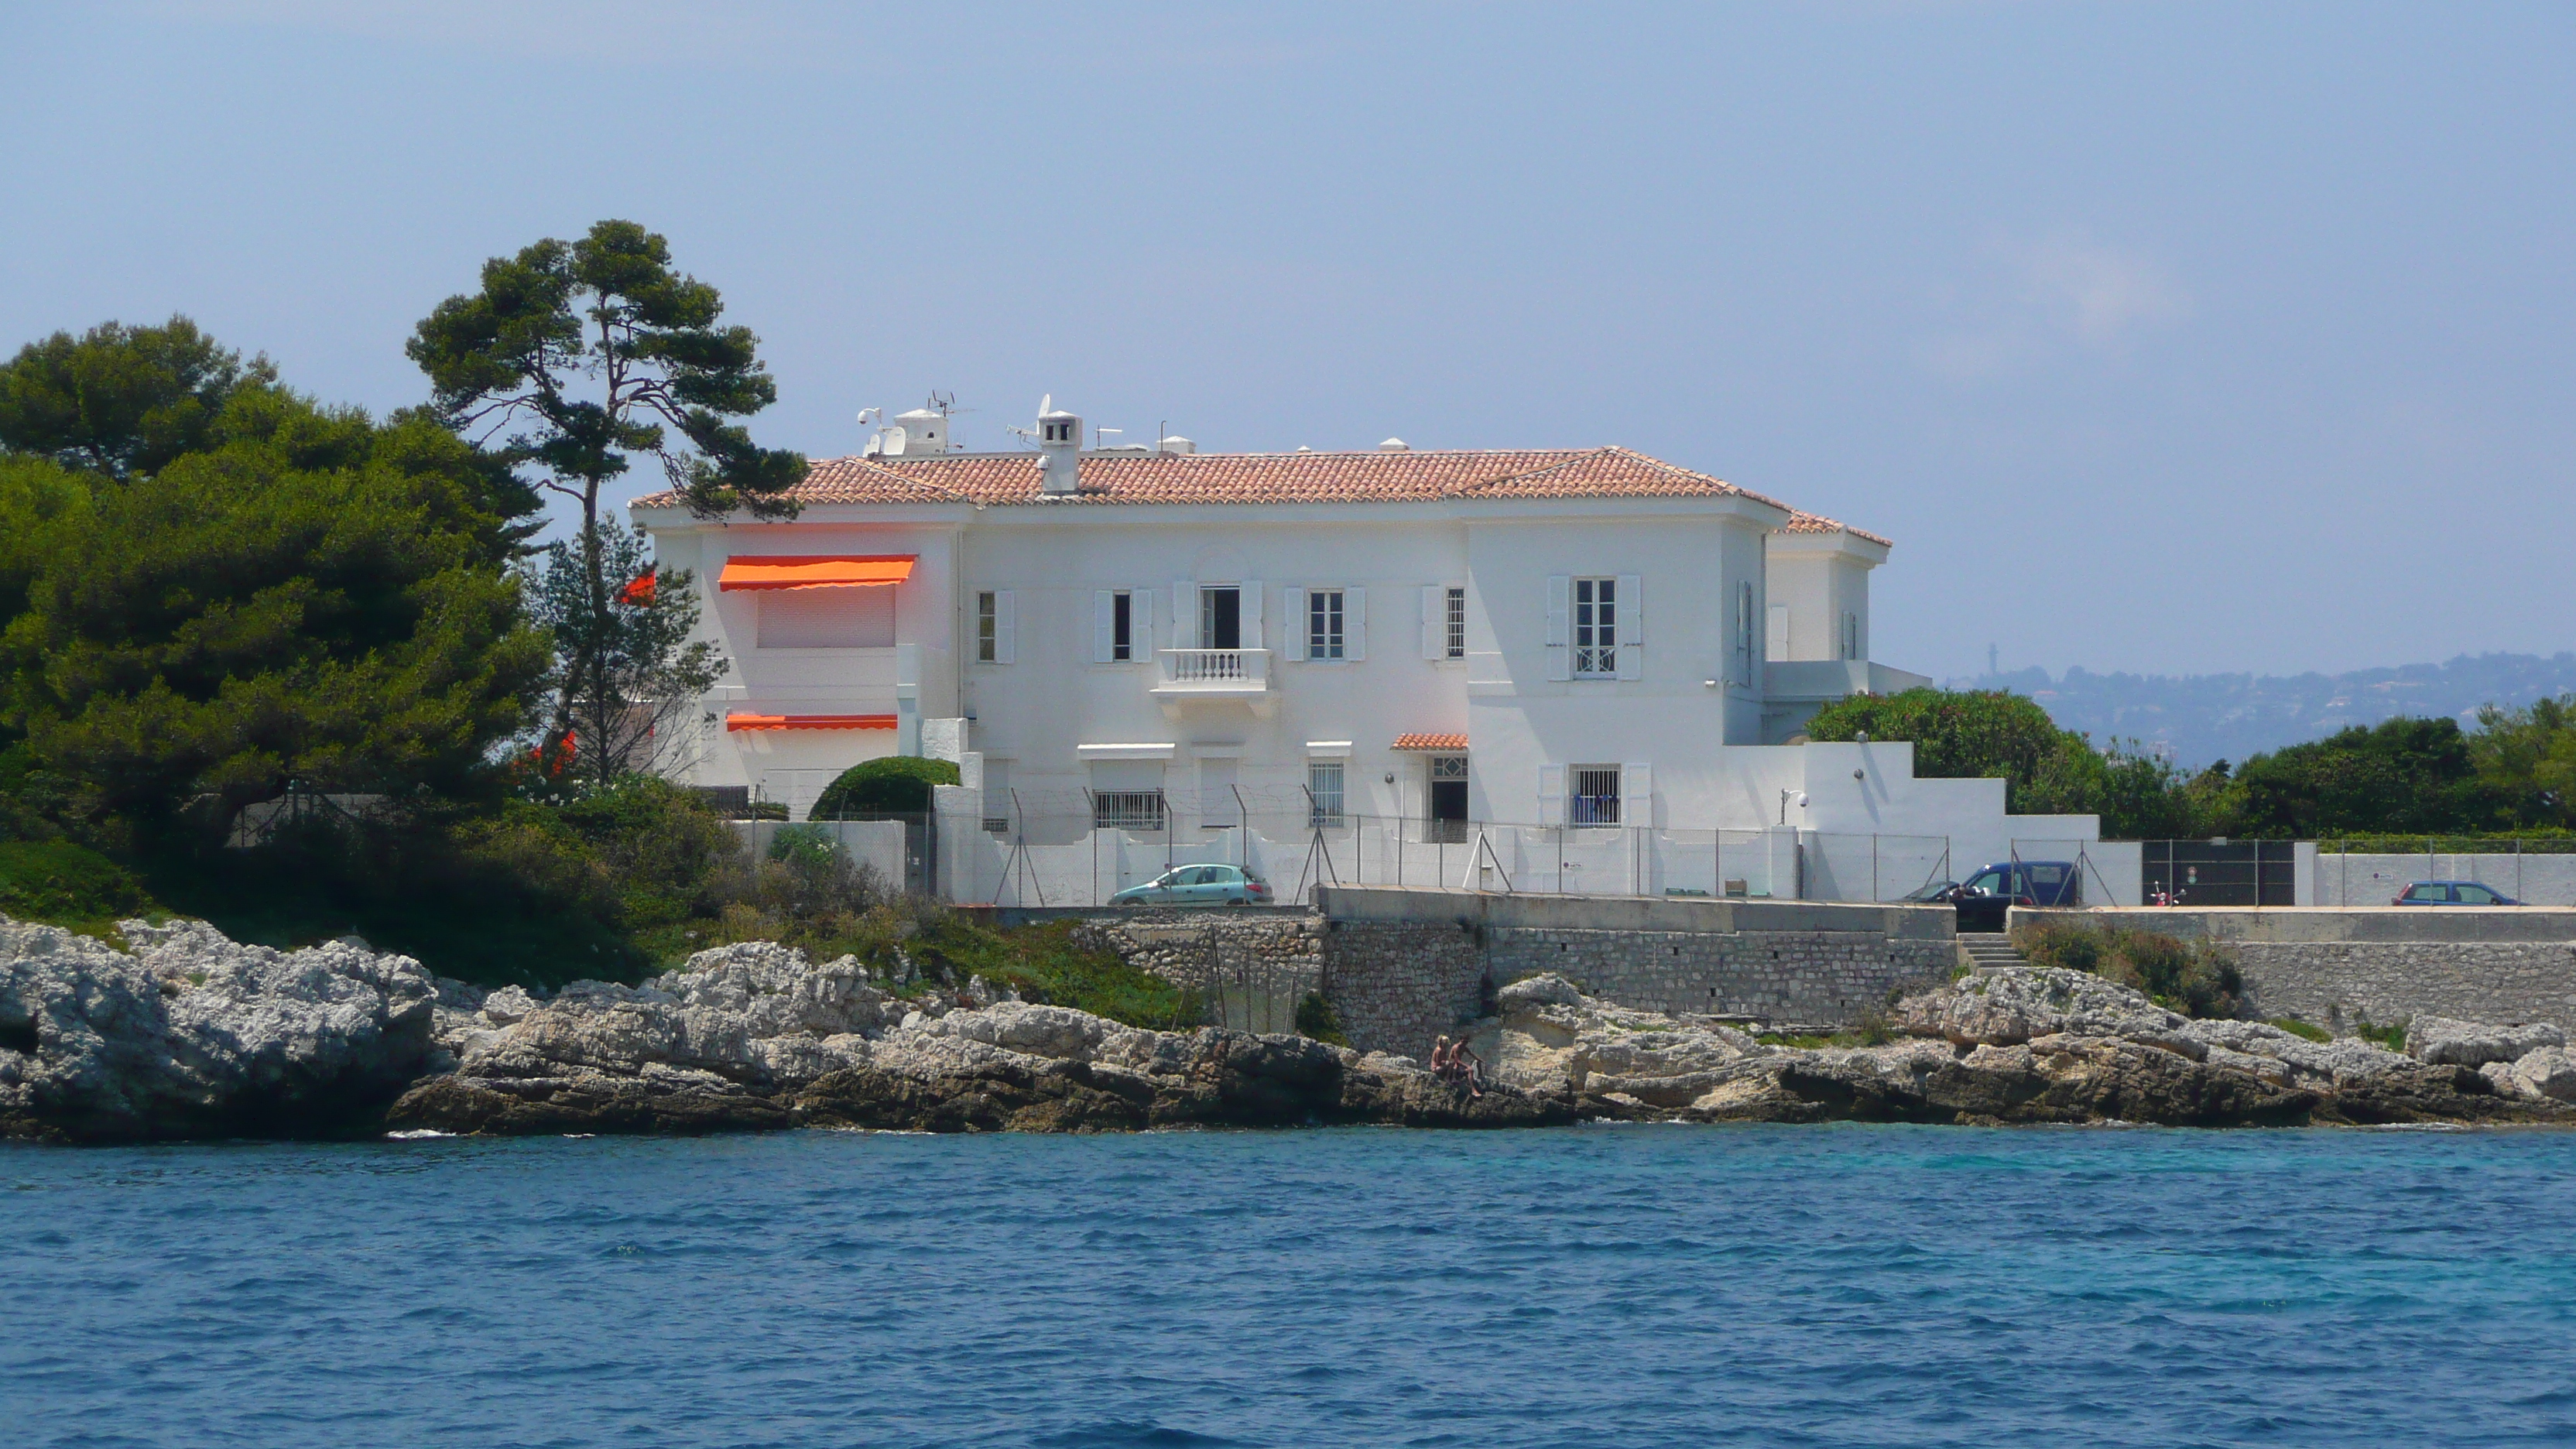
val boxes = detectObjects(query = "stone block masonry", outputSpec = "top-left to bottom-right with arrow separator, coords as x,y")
1316,887 -> 1958,1058
2020,907 -> 2576,1030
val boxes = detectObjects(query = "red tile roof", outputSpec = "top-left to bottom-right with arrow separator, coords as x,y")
638,446 -> 1798,512
1391,733 -> 1470,752
1783,510 -> 1894,549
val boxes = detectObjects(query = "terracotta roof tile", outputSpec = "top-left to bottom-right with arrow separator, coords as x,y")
637,446 -> 1798,512
1391,732 -> 1469,752
1783,510 -> 1894,549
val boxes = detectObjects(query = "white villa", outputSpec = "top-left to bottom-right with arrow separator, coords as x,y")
632,402 -> 2119,904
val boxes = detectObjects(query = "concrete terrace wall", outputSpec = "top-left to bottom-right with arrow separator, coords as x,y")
2311,852 -> 2576,907
2025,907 -> 2576,1030
1317,886 -> 1958,1057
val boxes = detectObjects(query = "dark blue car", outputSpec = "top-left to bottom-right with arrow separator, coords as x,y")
1942,861 -> 2080,930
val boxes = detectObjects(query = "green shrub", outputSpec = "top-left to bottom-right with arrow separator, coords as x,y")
2267,1017 -> 2332,1043
1295,991 -> 1350,1046
2013,919 -> 2245,1019
811,755 -> 960,817
2355,1020 -> 2408,1051
0,839 -> 154,925
766,824 -> 840,865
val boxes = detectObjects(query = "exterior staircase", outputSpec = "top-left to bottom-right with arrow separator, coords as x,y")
1958,932 -> 2030,974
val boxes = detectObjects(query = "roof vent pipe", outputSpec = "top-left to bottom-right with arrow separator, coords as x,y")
1379,437 -> 1410,452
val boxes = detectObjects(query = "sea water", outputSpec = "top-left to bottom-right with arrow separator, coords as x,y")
5,1125 -> 2574,1448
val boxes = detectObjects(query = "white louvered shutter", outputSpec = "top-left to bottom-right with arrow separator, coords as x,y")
1345,587 -> 1366,659
1092,591 -> 1115,663
1767,603 -> 1790,663
994,591 -> 1016,664
1545,574 -> 1571,682
1171,581 -> 1196,649
1421,585 -> 1442,659
1133,588 -> 1157,659
1622,762 -> 1652,831
1241,580 -> 1263,650
1616,573 -> 1643,680
1284,587 -> 1307,662
1538,764 -> 1567,826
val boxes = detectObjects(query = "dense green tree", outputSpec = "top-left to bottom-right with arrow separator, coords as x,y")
408,219 -> 805,772
2,385 -> 550,842
2221,717 -> 2507,838
0,317 -> 269,481
2468,695 -> 2576,828
813,755 -> 962,817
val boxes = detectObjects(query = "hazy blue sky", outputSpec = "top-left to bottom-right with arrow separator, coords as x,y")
5,2 -> 2570,682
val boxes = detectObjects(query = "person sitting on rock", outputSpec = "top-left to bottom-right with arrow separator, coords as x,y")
1451,1038 -> 1485,1098
1430,1036 -> 1458,1081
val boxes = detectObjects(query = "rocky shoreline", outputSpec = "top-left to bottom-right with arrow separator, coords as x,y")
3,914 -> 2571,1143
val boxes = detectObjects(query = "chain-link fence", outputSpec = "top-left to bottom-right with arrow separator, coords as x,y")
947,786 -> 1961,908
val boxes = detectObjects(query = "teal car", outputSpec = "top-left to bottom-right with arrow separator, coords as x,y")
1110,863 -> 1276,907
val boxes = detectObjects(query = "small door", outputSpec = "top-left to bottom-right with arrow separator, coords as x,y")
1428,755 -> 1468,841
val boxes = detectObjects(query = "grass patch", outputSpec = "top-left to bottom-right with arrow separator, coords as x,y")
0,839 -> 160,940
2355,1019 -> 2408,1052
1295,991 -> 1350,1046
2266,1017 -> 2333,1043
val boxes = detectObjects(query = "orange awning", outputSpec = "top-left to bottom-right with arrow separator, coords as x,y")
725,713 -> 899,732
718,555 -> 915,591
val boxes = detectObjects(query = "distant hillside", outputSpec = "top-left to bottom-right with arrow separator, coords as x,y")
1943,653 -> 2576,768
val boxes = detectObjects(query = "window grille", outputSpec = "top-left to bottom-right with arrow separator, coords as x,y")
1570,766 -> 1622,827
1092,790 -> 1165,831
976,591 -> 998,663
1574,577 -> 1617,676
1307,589 -> 1345,659
1429,755 -> 1468,779
1444,586 -> 1466,659
1307,761 -> 1346,827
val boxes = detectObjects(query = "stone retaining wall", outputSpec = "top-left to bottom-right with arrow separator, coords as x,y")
1317,887 -> 1958,1057
2018,907 -> 2576,1029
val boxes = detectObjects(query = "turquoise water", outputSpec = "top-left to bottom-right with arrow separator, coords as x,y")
6,1125 -> 2575,1447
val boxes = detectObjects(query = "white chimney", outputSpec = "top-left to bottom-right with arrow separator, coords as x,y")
891,406 -> 949,456
1379,437 -> 1410,453
1037,399 -> 1081,495
1161,435 -> 1196,455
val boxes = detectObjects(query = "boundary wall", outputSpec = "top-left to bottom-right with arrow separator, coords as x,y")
2022,906 -> 2576,1030
2311,853 -> 2576,907
1317,886 -> 1957,1058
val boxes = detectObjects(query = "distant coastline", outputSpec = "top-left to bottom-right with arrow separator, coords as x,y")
1951,652 -> 2576,767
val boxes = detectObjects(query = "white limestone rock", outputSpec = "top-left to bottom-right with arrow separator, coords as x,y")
1898,967 -> 2191,1050
0,914 -> 440,1140
1469,972 -> 1759,1094
2510,1046 -> 2576,1102
2406,1017 -> 2567,1068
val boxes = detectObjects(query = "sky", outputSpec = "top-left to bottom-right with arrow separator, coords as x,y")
3,1 -> 2571,683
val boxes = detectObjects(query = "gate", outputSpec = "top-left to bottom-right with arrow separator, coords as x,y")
2140,840 -> 2295,906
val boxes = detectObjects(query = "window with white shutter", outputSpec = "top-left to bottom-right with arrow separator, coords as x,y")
1345,586 -> 1366,659
1538,763 -> 1567,825
1615,573 -> 1641,680
1767,603 -> 1790,663
1420,585 -> 1443,660
1621,762 -> 1652,831
1283,587 -> 1307,662
977,591 -> 1017,664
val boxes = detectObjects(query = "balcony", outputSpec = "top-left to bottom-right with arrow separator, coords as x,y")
1150,648 -> 1276,717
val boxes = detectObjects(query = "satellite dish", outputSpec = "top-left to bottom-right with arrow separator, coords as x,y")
1038,393 -> 1053,416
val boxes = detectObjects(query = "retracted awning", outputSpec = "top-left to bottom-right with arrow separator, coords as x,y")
724,713 -> 899,732
718,555 -> 916,591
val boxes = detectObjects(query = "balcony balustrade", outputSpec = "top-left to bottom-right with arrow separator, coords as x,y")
1150,648 -> 1275,714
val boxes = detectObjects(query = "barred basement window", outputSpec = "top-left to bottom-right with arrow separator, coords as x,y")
1307,761 -> 1346,827
1444,586 -> 1466,659
1092,790 -> 1166,832
1569,766 -> 1622,827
